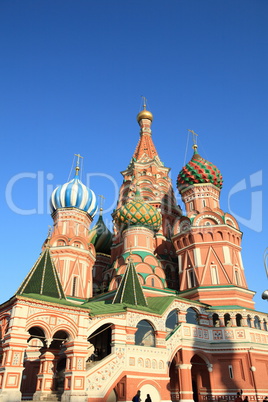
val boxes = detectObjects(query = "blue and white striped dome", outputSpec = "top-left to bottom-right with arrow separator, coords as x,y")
50,173 -> 98,217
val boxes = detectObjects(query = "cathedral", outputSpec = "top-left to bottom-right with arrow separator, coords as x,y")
0,106 -> 267,402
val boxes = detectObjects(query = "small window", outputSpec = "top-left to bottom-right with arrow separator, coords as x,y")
228,365 -> 233,379
190,201 -> 193,211
254,316 -> 261,330
151,278 -> 155,287
236,314 -> 242,327
187,269 -> 196,288
72,277 -> 77,297
247,315 -> 252,328
235,270 -> 240,285
263,320 -> 267,331
210,265 -> 219,284
224,313 -> 231,327
213,313 -> 220,327
202,199 -> 206,207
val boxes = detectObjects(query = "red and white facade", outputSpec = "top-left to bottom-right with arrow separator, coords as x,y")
0,108 -> 267,402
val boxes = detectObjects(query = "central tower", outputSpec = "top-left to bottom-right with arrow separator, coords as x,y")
109,104 -> 182,291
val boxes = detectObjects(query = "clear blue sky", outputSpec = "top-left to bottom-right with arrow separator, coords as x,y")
1,0 -> 268,312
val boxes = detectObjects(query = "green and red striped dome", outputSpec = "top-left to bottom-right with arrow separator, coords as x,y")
177,149 -> 223,191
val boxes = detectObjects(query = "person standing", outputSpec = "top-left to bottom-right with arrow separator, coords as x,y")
132,390 -> 141,402
235,392 -> 243,402
145,394 -> 152,402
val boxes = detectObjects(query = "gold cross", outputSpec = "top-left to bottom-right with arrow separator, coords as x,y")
141,96 -> 147,110
75,153 -> 84,167
98,195 -> 105,211
187,129 -> 198,145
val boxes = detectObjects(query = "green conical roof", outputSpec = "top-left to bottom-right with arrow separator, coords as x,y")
112,258 -> 147,306
17,248 -> 66,299
88,213 -> 112,255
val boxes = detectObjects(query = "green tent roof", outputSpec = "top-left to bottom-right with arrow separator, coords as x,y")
112,257 -> 147,306
17,248 -> 66,299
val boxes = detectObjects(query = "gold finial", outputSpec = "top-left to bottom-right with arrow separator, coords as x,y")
46,226 -> 52,248
188,129 -> 198,153
98,195 -> 105,215
74,153 -> 83,176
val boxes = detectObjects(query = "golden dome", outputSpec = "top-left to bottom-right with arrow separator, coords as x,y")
137,109 -> 153,123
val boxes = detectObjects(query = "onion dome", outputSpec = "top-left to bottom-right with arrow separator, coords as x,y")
137,98 -> 153,123
50,164 -> 98,217
177,145 -> 223,191
137,108 -> 153,123
88,209 -> 113,255
114,189 -> 161,231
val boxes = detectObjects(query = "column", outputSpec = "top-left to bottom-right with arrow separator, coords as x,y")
33,350 -> 55,400
61,340 -> 88,402
177,363 -> 194,402
0,335 -> 28,402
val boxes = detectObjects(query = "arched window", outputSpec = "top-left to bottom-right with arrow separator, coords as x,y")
187,269 -> 196,288
213,313 -> 220,327
27,326 -> 46,348
166,309 -> 178,333
135,320 -> 155,347
224,313 -> 231,327
236,314 -> 242,327
234,270 -> 240,285
254,316 -> 261,330
50,330 -> 69,349
186,308 -> 198,324
247,315 -> 252,327
263,320 -> 267,331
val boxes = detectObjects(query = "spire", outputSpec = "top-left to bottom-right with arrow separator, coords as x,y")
112,256 -> 147,306
88,211 -> 113,255
16,248 -> 66,299
132,101 -> 161,163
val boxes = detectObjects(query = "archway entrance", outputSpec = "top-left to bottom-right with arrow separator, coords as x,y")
140,384 -> 161,402
20,326 -> 46,400
191,355 -> 211,402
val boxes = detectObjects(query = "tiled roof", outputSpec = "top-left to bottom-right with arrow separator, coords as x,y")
16,248 -> 66,299
112,258 -> 147,306
88,214 -> 112,255
177,150 -> 223,190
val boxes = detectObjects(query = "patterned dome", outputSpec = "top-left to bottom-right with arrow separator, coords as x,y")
114,191 -> 161,231
177,148 -> 223,191
50,171 -> 98,217
88,211 -> 113,255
